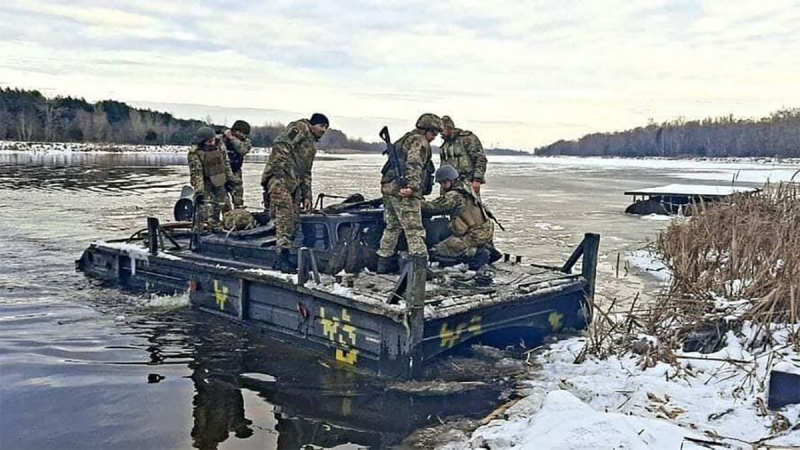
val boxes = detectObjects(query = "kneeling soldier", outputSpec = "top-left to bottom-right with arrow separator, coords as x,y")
422,165 -> 494,269
188,126 -> 235,230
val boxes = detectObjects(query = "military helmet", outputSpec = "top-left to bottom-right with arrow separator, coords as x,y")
416,113 -> 443,132
231,120 -> 251,135
441,115 -> 455,129
194,126 -> 216,144
435,165 -> 459,183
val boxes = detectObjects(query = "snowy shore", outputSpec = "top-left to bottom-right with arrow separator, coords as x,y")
445,249 -> 800,449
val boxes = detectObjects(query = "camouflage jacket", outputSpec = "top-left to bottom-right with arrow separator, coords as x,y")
380,129 -> 432,198
422,181 -> 488,235
261,119 -> 318,202
188,139 -> 234,192
223,134 -> 252,173
440,129 -> 487,183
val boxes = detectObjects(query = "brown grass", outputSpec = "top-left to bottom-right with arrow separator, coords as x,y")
655,182 -> 800,324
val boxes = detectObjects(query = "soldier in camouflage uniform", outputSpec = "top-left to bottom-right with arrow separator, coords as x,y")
221,120 -> 252,208
440,115 -> 488,195
422,165 -> 494,270
261,113 -> 329,273
376,113 -> 443,273
188,126 -> 235,230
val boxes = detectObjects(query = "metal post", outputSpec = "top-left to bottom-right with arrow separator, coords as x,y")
581,233 -> 600,301
407,254 -> 427,378
297,247 -> 308,285
147,217 -> 159,255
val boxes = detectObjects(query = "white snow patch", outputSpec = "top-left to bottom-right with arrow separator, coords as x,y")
626,250 -> 672,283
472,390 -> 700,450
462,322 -> 800,450
242,268 -> 298,283
95,241 -> 150,261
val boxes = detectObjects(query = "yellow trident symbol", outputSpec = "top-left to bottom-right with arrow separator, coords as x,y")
213,280 -> 228,310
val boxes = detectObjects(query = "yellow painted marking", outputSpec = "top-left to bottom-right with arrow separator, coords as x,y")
336,348 -> 359,364
549,312 -> 564,331
213,280 -> 228,311
320,307 -> 358,365
440,315 -> 482,348
341,397 -> 353,416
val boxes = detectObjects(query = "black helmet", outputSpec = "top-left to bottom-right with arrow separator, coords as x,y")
435,165 -> 459,183
231,120 -> 250,135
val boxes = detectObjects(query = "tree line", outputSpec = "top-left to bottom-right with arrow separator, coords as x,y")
535,108 -> 800,158
0,88 -> 379,150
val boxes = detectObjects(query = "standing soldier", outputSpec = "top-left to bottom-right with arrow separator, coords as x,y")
440,115 -> 487,194
221,120 -> 252,209
188,126 -> 235,230
261,113 -> 329,273
376,113 -> 443,273
422,165 -> 494,269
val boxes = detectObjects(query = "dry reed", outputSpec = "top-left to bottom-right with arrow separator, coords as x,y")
655,182 -> 800,325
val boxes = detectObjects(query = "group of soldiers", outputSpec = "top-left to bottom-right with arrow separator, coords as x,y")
187,112 -> 493,274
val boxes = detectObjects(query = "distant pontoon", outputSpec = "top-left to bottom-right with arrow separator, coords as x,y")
624,184 -> 759,216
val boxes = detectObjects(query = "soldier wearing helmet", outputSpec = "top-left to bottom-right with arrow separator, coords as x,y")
261,113 -> 330,273
221,119 -> 252,209
376,113 -> 442,273
440,115 -> 487,195
188,126 -> 235,230
422,164 -> 495,270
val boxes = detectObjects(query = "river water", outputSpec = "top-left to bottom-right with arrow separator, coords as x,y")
0,151 -> 792,449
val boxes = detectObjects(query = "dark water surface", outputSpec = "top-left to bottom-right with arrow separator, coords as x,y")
1,151 -> 778,449
0,152 -> 509,450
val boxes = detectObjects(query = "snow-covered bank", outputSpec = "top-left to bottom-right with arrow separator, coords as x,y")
454,324 -> 800,450
0,140 -> 272,154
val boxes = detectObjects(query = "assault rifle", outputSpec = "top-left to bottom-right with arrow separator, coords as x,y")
483,205 -> 506,232
379,126 -> 407,188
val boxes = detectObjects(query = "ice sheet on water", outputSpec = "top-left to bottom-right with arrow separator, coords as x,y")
137,292 -> 190,309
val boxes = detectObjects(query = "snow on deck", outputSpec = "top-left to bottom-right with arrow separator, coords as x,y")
625,184 -> 758,197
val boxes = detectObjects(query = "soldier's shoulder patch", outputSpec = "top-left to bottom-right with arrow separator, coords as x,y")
287,127 -> 299,140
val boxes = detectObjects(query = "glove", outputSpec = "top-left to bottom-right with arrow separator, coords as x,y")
224,180 -> 235,193
194,193 -> 205,205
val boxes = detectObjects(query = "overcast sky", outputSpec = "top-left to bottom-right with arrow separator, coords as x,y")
1,0 -> 798,148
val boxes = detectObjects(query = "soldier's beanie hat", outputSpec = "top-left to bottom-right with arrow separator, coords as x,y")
194,126 -> 216,144
232,120 -> 251,135
441,115 -> 455,129
310,113 -> 330,127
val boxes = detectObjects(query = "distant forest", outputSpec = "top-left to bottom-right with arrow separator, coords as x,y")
535,109 -> 800,158
0,88 -> 378,150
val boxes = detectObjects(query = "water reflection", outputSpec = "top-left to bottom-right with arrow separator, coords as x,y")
186,316 -> 502,449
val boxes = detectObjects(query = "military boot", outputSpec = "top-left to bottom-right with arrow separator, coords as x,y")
376,255 -> 399,274
468,247 -> 491,271
275,249 -> 297,274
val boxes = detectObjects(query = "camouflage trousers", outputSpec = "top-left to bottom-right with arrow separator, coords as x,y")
198,186 -> 231,228
435,221 -> 494,258
230,169 -> 245,208
377,195 -> 427,257
267,179 -> 299,250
